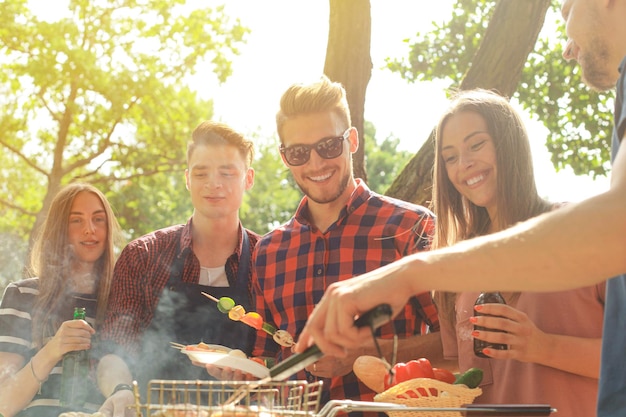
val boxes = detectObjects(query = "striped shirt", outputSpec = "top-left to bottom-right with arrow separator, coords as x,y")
0,278 -> 104,416
252,180 -> 439,406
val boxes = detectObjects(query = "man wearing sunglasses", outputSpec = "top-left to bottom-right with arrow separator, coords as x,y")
250,76 -> 448,409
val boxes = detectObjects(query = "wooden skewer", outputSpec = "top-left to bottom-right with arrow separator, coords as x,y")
201,292 -> 220,303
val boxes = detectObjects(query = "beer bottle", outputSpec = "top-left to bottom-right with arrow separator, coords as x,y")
473,292 -> 508,358
59,307 -> 89,408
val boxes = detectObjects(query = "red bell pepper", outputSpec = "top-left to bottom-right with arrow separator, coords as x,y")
384,357 -> 435,389
432,367 -> 456,384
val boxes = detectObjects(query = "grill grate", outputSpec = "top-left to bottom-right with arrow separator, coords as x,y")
130,380 -> 324,417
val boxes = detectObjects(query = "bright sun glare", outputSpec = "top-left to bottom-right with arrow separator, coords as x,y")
27,0 -> 609,202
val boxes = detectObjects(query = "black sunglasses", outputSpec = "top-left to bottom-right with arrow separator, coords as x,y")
280,128 -> 351,166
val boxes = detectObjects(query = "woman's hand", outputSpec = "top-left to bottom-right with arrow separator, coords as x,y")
470,302 -> 601,378
45,319 -> 95,362
470,303 -> 545,363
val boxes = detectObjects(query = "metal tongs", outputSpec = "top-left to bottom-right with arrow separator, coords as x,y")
223,304 -> 393,406
268,303 -> 393,381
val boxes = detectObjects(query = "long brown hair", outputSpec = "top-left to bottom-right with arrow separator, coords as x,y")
431,89 -> 552,322
29,183 -> 123,347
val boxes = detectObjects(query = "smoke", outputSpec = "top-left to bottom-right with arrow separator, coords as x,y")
0,232 -> 28,295
126,289 -> 255,398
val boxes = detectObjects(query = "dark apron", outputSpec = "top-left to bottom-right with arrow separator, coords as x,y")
137,231 -> 254,391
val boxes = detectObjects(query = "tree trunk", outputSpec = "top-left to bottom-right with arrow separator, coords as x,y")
324,0 -> 372,182
386,0 -> 550,205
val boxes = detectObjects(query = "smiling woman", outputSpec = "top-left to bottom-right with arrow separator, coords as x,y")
0,183 -> 123,417
431,89 -> 605,417
66,192 -> 110,293
440,111 -> 500,221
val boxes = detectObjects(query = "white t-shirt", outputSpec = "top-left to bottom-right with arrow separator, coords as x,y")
199,266 -> 228,287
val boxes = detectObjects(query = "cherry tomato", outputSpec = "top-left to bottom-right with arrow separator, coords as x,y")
432,367 -> 456,384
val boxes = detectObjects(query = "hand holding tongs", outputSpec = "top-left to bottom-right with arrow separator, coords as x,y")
268,304 -> 393,381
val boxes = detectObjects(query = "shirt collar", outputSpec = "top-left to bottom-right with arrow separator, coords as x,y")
180,217 -> 194,252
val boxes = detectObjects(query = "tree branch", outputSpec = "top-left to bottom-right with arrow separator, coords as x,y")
60,96 -> 141,176
0,137 -> 49,176
37,87 -> 62,123
386,0 -> 550,205
0,198 -> 37,217
74,161 -> 182,184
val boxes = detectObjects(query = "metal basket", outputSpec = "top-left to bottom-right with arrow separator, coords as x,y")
130,380 -> 324,417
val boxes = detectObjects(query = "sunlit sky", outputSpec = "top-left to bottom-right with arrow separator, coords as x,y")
30,0 -> 610,202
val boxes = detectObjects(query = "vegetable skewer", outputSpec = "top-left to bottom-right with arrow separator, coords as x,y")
201,292 -> 294,347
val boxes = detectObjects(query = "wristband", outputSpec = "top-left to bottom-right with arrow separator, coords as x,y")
110,383 -> 133,397
30,358 -> 48,394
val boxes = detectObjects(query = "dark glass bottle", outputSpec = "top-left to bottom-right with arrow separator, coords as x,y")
473,292 -> 508,358
59,307 -> 89,408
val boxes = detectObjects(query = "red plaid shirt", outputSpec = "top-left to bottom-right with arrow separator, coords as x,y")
98,218 -> 259,358
253,180 -> 438,405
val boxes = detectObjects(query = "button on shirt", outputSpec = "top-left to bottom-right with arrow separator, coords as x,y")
253,180 -> 439,406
